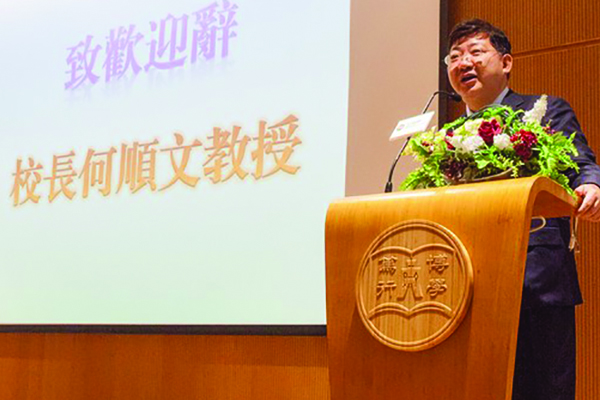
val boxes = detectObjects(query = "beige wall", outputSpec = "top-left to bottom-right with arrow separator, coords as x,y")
346,0 -> 441,196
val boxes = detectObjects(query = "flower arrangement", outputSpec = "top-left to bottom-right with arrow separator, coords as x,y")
400,95 -> 579,197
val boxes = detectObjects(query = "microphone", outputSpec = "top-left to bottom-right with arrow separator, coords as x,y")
384,90 -> 462,193
421,90 -> 462,114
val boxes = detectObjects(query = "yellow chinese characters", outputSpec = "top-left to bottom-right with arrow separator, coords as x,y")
11,115 -> 302,207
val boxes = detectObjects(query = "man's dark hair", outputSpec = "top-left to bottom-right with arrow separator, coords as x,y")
448,19 -> 512,55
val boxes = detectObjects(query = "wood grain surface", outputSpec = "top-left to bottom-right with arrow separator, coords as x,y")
354,220 -> 474,352
326,177 -> 576,400
0,333 -> 329,400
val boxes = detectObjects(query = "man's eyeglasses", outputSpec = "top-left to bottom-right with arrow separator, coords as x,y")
444,49 -> 491,67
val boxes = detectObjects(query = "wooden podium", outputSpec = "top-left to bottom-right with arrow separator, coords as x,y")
325,177 -> 577,400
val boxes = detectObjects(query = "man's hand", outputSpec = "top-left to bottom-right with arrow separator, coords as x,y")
575,184 -> 600,222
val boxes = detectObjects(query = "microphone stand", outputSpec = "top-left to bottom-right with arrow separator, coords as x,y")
383,91 -> 461,193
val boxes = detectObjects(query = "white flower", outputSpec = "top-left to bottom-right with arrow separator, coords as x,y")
451,134 -> 484,153
523,94 -> 548,125
462,135 -> 485,152
493,133 -> 512,150
463,118 -> 484,135
449,134 -> 465,151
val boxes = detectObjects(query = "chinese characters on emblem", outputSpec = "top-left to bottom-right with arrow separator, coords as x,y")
65,1 -> 238,90
376,256 -> 397,298
399,257 -> 424,301
11,115 -> 301,207
426,278 -> 448,298
426,254 -> 450,298
375,253 -> 452,301
427,254 -> 450,274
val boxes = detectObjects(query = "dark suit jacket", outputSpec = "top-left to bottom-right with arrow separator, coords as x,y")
501,90 -> 600,307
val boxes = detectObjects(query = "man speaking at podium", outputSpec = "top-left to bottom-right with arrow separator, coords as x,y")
445,19 -> 600,400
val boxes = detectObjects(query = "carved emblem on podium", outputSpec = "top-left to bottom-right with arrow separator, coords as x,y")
356,220 -> 473,352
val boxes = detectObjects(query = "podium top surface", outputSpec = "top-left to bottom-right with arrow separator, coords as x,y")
333,177 -> 577,219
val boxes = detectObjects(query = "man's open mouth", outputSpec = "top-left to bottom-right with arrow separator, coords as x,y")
461,74 -> 477,83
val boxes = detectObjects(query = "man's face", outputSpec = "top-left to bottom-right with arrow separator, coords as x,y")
446,34 -> 512,109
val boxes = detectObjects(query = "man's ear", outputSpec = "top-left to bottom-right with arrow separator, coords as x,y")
502,53 -> 513,76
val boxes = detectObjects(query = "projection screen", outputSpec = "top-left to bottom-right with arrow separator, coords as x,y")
0,0 -> 440,327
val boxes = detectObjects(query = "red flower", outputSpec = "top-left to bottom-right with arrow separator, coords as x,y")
513,142 -> 532,160
442,159 -> 467,180
510,129 -> 538,145
478,119 -> 503,145
510,130 -> 538,160
445,129 -> 455,150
